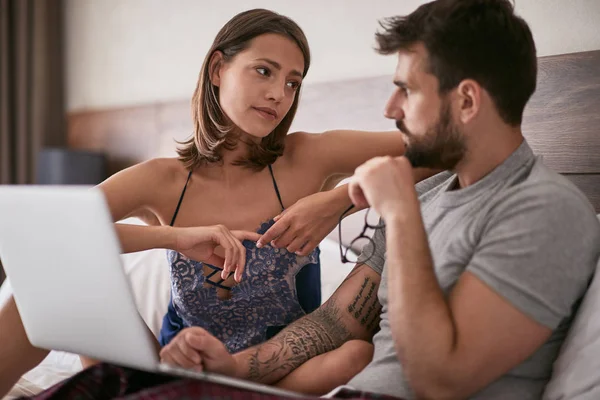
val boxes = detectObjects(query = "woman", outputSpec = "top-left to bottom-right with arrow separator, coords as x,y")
0,8 -> 429,398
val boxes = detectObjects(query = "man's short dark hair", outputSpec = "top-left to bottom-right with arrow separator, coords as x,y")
377,0 -> 537,126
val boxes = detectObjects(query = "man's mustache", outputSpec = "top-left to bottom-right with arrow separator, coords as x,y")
396,120 -> 410,136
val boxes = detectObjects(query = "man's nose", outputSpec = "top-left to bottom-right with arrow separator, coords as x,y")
384,89 -> 404,120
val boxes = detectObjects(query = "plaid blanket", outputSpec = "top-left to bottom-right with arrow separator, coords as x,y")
16,363 -> 404,400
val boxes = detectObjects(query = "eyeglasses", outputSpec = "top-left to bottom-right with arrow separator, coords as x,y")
338,204 -> 385,264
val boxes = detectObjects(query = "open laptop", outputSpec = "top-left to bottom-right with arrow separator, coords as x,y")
0,185 -> 303,398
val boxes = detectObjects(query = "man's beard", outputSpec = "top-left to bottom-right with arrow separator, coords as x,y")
397,101 -> 466,170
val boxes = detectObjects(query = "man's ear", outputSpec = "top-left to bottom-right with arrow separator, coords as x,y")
456,79 -> 481,124
209,51 -> 225,87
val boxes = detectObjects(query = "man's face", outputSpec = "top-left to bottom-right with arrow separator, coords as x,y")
384,43 -> 466,170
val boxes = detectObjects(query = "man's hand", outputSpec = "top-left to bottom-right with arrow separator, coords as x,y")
257,188 -> 353,256
348,156 -> 418,219
175,226 -> 261,282
159,327 -> 241,376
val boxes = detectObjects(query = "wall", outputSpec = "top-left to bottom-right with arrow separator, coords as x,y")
65,0 -> 600,112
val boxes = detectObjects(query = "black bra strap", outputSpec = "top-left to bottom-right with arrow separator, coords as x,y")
169,170 -> 193,227
267,164 -> 285,211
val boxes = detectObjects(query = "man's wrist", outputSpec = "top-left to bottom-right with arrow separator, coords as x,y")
380,195 -> 420,224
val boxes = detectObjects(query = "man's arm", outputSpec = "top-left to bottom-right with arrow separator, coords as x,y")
233,263 -> 382,384
349,156 -> 599,399
385,212 -> 553,399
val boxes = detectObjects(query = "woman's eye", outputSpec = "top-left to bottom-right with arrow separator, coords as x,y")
287,81 -> 300,89
256,67 -> 270,76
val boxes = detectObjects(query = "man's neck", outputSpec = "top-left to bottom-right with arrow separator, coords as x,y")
454,126 -> 524,189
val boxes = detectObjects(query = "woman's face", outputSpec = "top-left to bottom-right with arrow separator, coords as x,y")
212,33 -> 305,139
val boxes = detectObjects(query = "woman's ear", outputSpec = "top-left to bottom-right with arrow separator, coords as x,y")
209,51 -> 224,87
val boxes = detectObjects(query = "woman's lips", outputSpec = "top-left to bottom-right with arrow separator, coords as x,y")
253,107 -> 277,121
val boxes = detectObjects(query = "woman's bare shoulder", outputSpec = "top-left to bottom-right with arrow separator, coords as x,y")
100,157 -> 189,199
98,157 -> 191,224
281,131 -> 318,165
273,132 -> 329,193
129,157 -> 187,182
284,130 -> 313,148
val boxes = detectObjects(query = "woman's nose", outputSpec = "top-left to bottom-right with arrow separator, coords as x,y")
266,81 -> 286,103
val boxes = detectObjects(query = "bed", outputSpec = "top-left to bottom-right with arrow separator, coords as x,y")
1,50 -> 599,399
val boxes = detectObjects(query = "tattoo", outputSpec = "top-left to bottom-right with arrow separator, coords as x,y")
246,263 -> 383,383
348,277 -> 370,316
247,297 -> 351,383
357,282 -> 376,321
345,266 -> 382,335
367,303 -> 383,333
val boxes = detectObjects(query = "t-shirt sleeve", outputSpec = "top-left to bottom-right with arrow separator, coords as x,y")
467,182 -> 600,329
356,223 -> 386,276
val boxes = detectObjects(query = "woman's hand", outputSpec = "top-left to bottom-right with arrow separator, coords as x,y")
255,167 -> 441,257
175,225 -> 261,282
159,327 -> 239,375
257,188 -> 353,256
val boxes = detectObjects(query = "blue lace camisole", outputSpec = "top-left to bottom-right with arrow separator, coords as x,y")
158,165 -> 322,353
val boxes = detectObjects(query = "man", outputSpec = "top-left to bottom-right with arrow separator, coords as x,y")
178,0 -> 600,399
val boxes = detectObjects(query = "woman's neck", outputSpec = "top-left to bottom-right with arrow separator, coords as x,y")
201,133 -> 261,185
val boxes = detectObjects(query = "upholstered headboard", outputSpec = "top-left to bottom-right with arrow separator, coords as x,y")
68,50 -> 600,212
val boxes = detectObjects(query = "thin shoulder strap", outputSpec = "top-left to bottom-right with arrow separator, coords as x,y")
169,170 -> 193,227
267,164 -> 285,211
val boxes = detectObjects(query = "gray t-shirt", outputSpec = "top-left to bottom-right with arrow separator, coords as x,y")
348,141 -> 600,399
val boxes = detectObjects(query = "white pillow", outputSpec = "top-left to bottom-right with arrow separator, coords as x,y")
543,214 -> 600,400
0,275 -> 12,309
121,248 -> 171,338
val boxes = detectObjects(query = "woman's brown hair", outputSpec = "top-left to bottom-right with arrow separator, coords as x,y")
177,9 -> 311,171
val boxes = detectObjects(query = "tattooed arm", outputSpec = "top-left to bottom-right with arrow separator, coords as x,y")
232,263 -> 383,384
